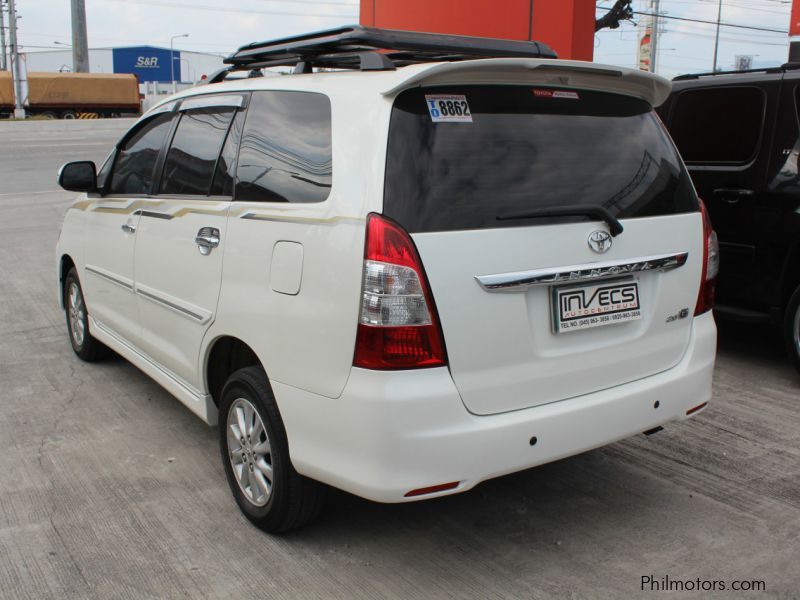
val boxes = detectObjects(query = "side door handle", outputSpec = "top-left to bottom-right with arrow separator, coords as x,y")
713,188 -> 754,205
121,223 -> 136,234
195,227 -> 220,255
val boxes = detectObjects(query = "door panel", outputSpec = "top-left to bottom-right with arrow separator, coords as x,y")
666,77 -> 781,310
82,199 -> 141,344
133,200 -> 229,388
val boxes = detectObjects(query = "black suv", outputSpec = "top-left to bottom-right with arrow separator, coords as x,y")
658,65 -> 800,373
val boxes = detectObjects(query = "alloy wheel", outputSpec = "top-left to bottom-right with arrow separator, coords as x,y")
227,398 -> 273,507
67,282 -> 86,347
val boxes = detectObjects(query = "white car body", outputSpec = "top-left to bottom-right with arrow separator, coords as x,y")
56,58 -> 716,503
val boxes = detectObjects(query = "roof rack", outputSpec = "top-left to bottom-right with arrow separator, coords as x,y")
217,25 -> 556,78
673,62 -> 800,81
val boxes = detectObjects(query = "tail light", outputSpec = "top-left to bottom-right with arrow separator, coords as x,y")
353,213 -> 447,369
694,200 -> 719,316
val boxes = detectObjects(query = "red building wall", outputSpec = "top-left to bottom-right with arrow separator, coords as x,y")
359,0 -> 596,61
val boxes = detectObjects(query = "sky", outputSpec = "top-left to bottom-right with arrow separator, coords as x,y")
10,0 -> 796,78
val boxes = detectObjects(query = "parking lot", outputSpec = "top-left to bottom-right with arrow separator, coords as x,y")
0,119 -> 798,599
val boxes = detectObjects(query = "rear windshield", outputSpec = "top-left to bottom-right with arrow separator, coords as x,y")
384,86 -> 698,233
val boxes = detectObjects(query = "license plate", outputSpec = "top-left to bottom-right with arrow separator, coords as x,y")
553,279 -> 641,333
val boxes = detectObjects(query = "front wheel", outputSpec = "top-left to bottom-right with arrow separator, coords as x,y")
63,268 -> 109,362
219,366 -> 325,532
785,286 -> 800,374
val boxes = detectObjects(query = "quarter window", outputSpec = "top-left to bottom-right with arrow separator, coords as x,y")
236,91 -> 332,203
160,108 -> 236,196
109,113 -> 175,195
669,87 -> 765,165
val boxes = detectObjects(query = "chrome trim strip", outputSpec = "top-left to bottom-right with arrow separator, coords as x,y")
85,265 -> 134,291
136,288 -> 205,322
475,252 -> 689,293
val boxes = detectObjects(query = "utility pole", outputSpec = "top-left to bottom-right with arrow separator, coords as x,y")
8,0 -> 24,117
0,0 -> 8,71
70,0 -> 89,72
712,0 -> 723,72
650,0 -> 661,74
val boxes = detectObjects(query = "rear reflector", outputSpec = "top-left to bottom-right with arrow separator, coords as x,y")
404,482 -> 460,498
686,402 -> 708,416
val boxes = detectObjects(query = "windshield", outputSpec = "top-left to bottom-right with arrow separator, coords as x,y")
384,85 -> 698,233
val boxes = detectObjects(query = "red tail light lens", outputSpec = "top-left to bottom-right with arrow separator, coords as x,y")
353,213 -> 447,370
694,200 -> 719,316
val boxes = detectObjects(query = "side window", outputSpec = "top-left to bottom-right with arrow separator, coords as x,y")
210,109 -> 246,197
160,108 -> 236,196
236,91 -> 332,203
669,87 -> 765,165
109,113 -> 174,195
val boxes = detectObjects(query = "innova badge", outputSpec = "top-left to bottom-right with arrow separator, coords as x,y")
588,230 -> 613,254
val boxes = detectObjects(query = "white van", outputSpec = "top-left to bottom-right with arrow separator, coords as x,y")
55,27 -> 717,531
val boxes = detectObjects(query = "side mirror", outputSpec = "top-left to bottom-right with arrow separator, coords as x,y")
58,161 -> 97,193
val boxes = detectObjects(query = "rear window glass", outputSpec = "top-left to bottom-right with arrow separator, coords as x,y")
668,86 -> 764,165
384,86 -> 698,234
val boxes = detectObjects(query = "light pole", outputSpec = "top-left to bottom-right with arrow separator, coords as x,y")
712,0 -> 723,72
1,0 -> 8,71
54,40 -> 72,47
170,33 -> 188,92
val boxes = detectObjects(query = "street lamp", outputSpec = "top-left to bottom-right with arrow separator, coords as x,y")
54,41 -> 72,47
170,33 -> 188,90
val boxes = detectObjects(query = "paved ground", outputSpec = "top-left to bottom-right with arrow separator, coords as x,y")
0,119 -> 798,600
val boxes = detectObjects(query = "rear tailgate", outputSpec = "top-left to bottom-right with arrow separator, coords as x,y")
383,84 -> 702,415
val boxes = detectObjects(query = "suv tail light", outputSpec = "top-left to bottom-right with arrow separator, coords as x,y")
695,200 -> 719,316
353,213 -> 447,369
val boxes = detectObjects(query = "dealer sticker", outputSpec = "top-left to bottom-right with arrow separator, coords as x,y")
553,280 -> 641,333
425,94 -> 473,122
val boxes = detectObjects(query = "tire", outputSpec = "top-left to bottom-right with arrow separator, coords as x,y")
219,366 -> 325,532
61,110 -> 77,120
784,285 -> 800,374
63,268 -> 109,362
40,111 -> 57,120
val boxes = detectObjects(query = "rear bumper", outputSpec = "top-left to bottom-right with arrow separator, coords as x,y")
274,312 -> 716,503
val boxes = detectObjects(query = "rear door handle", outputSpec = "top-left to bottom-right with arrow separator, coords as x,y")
195,227 -> 220,255
713,188 -> 754,204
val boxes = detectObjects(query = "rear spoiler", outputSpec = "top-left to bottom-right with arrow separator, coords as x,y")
381,58 -> 672,107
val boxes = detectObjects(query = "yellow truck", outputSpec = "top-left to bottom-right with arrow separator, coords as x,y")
0,71 -> 141,119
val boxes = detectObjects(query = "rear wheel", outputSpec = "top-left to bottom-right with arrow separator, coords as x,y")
64,268 -> 109,362
785,285 -> 800,374
219,366 -> 325,532
61,110 -> 77,120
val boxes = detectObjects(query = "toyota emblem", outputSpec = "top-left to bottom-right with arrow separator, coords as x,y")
588,230 -> 613,254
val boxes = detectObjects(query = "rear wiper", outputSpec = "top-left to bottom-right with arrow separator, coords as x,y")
497,205 -> 624,237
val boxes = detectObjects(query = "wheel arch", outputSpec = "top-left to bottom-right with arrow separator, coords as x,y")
58,254 -> 77,309
204,335 -> 263,409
